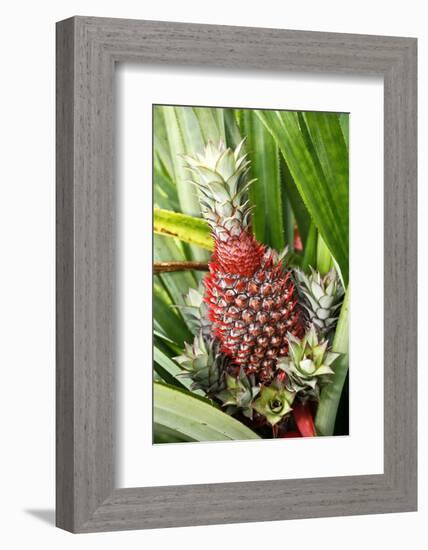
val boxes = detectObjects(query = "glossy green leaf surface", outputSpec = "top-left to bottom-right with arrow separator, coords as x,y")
154,383 -> 260,442
256,110 -> 349,285
154,208 -> 213,251
240,110 -> 286,250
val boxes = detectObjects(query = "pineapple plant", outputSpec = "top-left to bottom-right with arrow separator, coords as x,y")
175,332 -> 228,396
153,105 -> 349,442
277,325 -> 339,401
216,368 -> 260,419
253,380 -> 295,426
176,284 -> 212,340
183,140 -> 305,383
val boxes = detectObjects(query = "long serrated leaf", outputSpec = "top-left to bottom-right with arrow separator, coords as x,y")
153,107 -> 174,178
315,287 -> 349,436
159,106 -> 201,217
154,208 -> 213,251
240,110 -> 285,250
339,113 -> 350,150
301,222 -> 318,272
302,111 -> 348,277
154,345 -> 203,393
223,108 -> 243,148
193,106 -> 226,145
256,110 -> 349,285
154,283 -> 192,347
316,233 -> 333,275
154,382 -> 260,442
279,157 -> 311,247
154,331 -> 182,355
281,190 -> 295,251
153,423 -> 196,444
154,167 -> 180,212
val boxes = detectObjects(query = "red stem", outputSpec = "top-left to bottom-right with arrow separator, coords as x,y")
293,401 -> 316,437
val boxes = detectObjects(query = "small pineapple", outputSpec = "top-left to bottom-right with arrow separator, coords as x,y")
176,284 -> 212,339
253,380 -> 295,426
175,332 -> 228,396
277,325 -> 339,401
216,368 -> 260,419
294,267 -> 344,339
184,141 -> 305,382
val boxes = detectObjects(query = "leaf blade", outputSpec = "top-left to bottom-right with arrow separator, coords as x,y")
240,110 -> 285,249
154,382 -> 260,442
256,110 -> 349,285
154,208 -> 213,251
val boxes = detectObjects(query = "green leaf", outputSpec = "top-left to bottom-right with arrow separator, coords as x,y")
223,108 -> 243,149
240,110 -> 285,250
157,106 -> 201,217
301,222 -> 318,272
193,106 -> 225,144
154,343 -> 206,396
156,106 -> 225,262
339,113 -> 349,150
154,208 -> 213,251
316,233 -> 333,275
154,331 -> 181,355
315,287 -> 349,436
154,382 -> 260,442
280,158 -> 311,247
153,423 -> 196,444
255,110 -> 349,285
154,283 -> 192,347
154,346 -> 191,390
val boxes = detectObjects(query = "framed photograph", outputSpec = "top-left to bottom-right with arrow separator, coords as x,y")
56,16 -> 417,532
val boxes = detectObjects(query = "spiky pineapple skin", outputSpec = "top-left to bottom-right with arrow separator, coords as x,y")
204,242 -> 304,381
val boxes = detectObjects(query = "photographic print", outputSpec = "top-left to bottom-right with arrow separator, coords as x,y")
153,105 -> 349,443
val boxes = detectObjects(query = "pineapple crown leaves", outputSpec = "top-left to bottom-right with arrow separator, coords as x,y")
294,266 -> 344,336
215,368 -> 260,419
252,380 -> 295,426
174,332 -> 228,395
183,139 -> 256,233
277,324 -> 339,399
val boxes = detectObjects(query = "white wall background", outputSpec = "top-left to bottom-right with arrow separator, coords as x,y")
0,1 -> 424,548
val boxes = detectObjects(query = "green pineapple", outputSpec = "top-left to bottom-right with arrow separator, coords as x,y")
177,284 -> 212,339
253,380 -> 295,426
216,368 -> 260,419
277,325 -> 339,401
174,332 -> 227,395
294,267 -> 344,339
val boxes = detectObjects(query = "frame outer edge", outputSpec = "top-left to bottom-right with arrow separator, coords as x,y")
384,38 -> 418,509
72,16 -> 116,532
55,16 -> 418,533
56,16 -> 76,532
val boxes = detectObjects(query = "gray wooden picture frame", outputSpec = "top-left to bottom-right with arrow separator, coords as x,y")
56,16 -> 417,533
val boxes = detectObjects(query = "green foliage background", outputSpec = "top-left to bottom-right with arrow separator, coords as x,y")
153,105 -> 349,443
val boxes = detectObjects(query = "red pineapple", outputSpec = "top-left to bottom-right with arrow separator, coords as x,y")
184,141 -> 305,382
